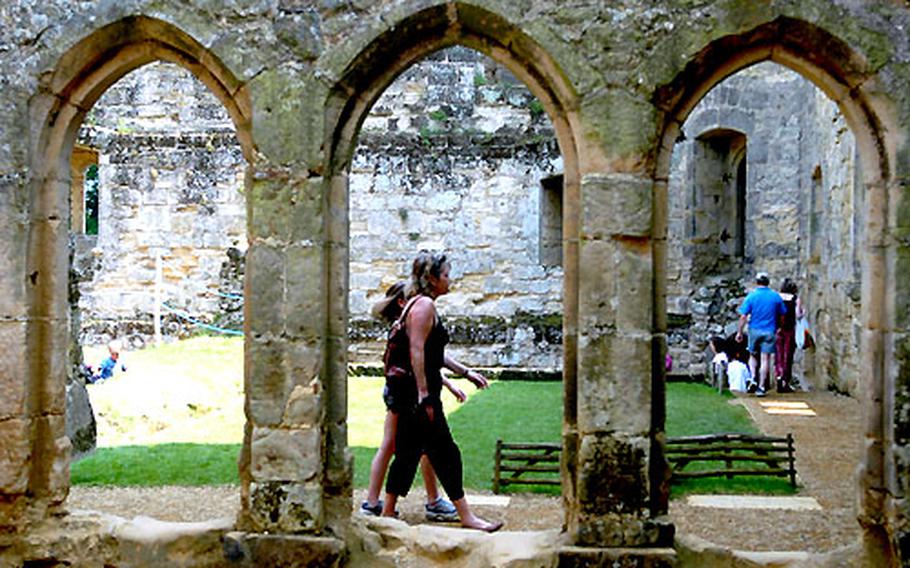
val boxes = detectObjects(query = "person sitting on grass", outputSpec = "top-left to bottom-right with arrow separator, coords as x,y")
87,340 -> 127,384
361,281 -> 489,522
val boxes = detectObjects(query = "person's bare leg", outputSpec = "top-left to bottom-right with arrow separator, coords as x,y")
453,497 -> 503,532
366,412 -> 397,506
749,353 -> 758,386
420,455 -> 441,504
760,352 -> 772,391
382,492 -> 399,517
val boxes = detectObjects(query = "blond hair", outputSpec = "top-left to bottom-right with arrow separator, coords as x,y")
407,250 -> 449,298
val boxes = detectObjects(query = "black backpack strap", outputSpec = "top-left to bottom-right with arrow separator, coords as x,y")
394,295 -> 424,329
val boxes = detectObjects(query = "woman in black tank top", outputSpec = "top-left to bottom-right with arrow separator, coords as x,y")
383,251 -> 503,533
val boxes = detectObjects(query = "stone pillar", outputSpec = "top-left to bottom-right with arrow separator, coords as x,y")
241,169 -> 328,534
566,172 -> 671,548
0,172 -> 30,532
881,175 -> 910,564
23,174 -> 73,521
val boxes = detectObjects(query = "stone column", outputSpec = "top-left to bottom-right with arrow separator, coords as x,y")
23,173 -> 73,520
0,175 -> 30,531
566,171 -> 669,547
241,169 -> 329,534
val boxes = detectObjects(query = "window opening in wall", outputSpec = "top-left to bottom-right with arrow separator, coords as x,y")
734,154 -> 747,258
69,145 -> 99,234
346,46 -> 565,529
539,173 -> 563,267
84,163 -> 100,235
65,61 -> 246,524
809,164 -> 823,264
665,61 -> 863,552
692,128 -> 747,272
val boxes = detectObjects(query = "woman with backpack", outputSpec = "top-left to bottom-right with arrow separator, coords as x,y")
381,250 -> 503,532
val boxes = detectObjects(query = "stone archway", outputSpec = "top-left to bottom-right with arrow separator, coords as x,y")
320,1 -> 585,535
652,16 -> 897,563
22,15 -> 252,525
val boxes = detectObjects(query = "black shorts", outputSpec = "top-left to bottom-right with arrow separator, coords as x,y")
382,382 -> 416,413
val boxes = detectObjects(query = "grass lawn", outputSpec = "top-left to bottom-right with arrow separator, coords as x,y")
666,382 -> 797,497
71,443 -> 240,486
349,379 -> 563,492
73,338 -> 791,496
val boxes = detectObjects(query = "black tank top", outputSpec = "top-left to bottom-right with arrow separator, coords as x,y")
424,312 -> 449,397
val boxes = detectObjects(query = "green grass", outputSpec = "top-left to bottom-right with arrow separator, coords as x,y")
665,382 -> 797,497
350,380 -> 563,492
666,382 -> 757,435
73,336 -> 790,496
72,443 -> 240,486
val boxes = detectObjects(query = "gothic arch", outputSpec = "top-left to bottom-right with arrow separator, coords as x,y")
652,16 -> 896,561
321,1 -> 583,526
25,15 -> 252,516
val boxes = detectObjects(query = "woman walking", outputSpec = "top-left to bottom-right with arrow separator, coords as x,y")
361,281 -> 487,521
775,278 -> 804,393
382,251 -> 503,532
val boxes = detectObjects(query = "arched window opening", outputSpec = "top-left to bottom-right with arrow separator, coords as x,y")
665,60 -> 863,552
345,45 -> 565,529
66,60 -> 246,523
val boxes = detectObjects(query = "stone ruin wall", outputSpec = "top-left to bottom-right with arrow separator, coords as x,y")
800,87 -> 863,395
73,51 -> 563,368
667,62 -> 860,395
72,62 -> 246,347
348,46 -> 563,369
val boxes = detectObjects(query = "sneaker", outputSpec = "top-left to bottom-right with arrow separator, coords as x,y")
755,386 -> 767,398
360,500 -> 382,516
425,497 -> 459,522
746,381 -> 757,394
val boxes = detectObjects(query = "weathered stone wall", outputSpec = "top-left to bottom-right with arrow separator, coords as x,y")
72,53 -> 564,367
1,2 -> 909,566
73,62 -> 246,346
800,88 -> 863,395
349,46 -> 563,368
667,62 -> 861,395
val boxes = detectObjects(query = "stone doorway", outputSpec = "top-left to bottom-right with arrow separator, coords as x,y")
26,15 -> 253,526
345,43 -> 566,527
322,3 -> 584,539
653,18 -> 896,563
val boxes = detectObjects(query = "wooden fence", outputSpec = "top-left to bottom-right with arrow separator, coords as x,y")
666,433 -> 797,487
492,440 -> 560,493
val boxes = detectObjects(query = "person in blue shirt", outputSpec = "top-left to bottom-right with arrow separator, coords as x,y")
735,272 -> 786,397
89,340 -> 127,383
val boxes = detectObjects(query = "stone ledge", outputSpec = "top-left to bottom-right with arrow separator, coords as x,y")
222,531 -> 346,568
558,545 -> 676,567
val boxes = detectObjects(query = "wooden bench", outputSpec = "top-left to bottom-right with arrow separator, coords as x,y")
666,433 -> 797,487
492,440 -> 561,493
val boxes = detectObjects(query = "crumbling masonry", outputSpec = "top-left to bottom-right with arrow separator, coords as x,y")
3,1 -> 910,566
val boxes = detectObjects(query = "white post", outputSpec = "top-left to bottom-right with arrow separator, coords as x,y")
154,253 -> 162,345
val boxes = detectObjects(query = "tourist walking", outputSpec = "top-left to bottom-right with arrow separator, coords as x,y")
361,281 -> 488,522
735,272 -> 787,397
382,251 -> 503,532
775,278 -> 804,393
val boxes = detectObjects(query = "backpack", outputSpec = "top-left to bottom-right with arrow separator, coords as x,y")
382,297 -> 421,412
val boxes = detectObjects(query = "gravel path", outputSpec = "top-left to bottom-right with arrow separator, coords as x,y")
67,390 -> 862,552
670,389 -> 863,552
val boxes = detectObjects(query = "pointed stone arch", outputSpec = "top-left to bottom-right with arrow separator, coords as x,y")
652,16 -> 898,562
22,15 -> 252,523
319,0 -> 585,531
